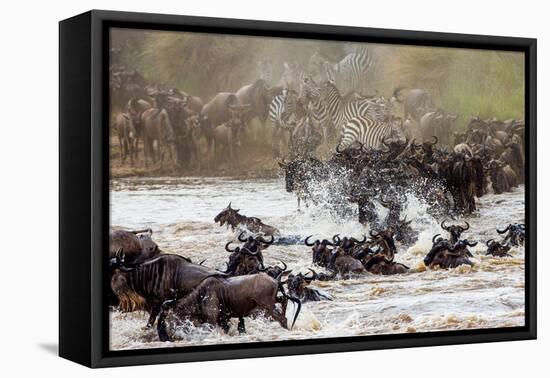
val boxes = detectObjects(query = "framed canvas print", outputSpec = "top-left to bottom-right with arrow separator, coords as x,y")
59,10 -> 536,368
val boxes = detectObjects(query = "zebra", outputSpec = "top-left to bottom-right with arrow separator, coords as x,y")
338,115 -> 396,150
322,81 -> 385,132
320,81 -> 399,149
267,89 -> 307,156
297,74 -> 334,142
326,49 -> 373,96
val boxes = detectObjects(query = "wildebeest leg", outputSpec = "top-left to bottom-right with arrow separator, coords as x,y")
237,317 -> 246,334
157,307 -> 171,342
219,316 -> 231,334
118,135 -> 125,164
146,303 -> 161,328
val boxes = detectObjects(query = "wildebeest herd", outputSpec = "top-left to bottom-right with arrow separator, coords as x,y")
109,44 -> 526,345
111,45 -> 522,175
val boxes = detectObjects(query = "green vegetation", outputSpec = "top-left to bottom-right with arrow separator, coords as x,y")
111,28 -> 525,131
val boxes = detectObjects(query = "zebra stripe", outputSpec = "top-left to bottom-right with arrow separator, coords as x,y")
322,82 -> 384,132
331,51 -> 372,95
339,115 -> 394,149
268,90 -> 303,129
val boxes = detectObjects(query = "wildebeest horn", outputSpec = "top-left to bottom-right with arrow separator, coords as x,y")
441,220 -> 450,231
432,234 -> 441,244
486,239 -> 494,247
225,241 -> 237,252
332,234 -> 341,244
323,239 -> 335,246
462,221 -> 470,231
199,259 -> 207,265
305,269 -> 317,282
305,235 -> 316,246
238,231 -> 248,242
465,240 -> 478,247
431,136 -> 438,145
497,224 -> 510,234
278,260 -> 288,271
351,235 -> 367,244
258,235 -> 274,245
131,228 -> 153,235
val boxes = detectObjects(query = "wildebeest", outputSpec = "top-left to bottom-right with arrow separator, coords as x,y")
424,236 -> 476,269
156,273 -> 301,340
419,111 -> 458,145
141,105 -> 177,166
223,242 -> 265,276
285,270 -> 333,302
393,88 -> 434,122
235,79 -> 277,133
113,112 -> 138,164
110,253 -> 225,328
201,92 -> 245,129
305,236 -> 335,267
214,202 -> 280,236
440,220 -> 470,243
487,160 -> 518,194
497,223 -> 525,246
327,245 -> 366,278
109,228 -> 159,264
485,239 -> 512,257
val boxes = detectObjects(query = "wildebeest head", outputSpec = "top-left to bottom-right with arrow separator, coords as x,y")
285,269 -> 316,298
260,260 -> 291,280
485,239 -> 512,257
224,242 -> 264,275
441,220 -> 469,243
135,229 -> 160,257
214,202 -> 242,229
497,223 -> 525,246
369,229 -> 397,259
237,231 -> 274,253
332,234 -> 367,254
305,236 -> 334,266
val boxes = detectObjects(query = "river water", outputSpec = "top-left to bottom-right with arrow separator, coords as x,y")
109,177 -> 525,351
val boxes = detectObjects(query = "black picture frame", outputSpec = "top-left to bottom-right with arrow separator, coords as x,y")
59,9 -> 537,368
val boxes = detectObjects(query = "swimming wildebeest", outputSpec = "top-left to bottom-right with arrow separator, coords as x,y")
109,228 -> 159,264
156,273 -> 301,340
284,269 -> 333,302
485,239 -> 512,257
110,252 -> 225,328
214,202 -> 280,236
223,242 -> 265,276
424,236 -> 476,269
440,220 -> 470,244
497,223 -> 525,246
305,236 -> 335,267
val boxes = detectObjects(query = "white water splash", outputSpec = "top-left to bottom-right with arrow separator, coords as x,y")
109,177 -> 525,351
